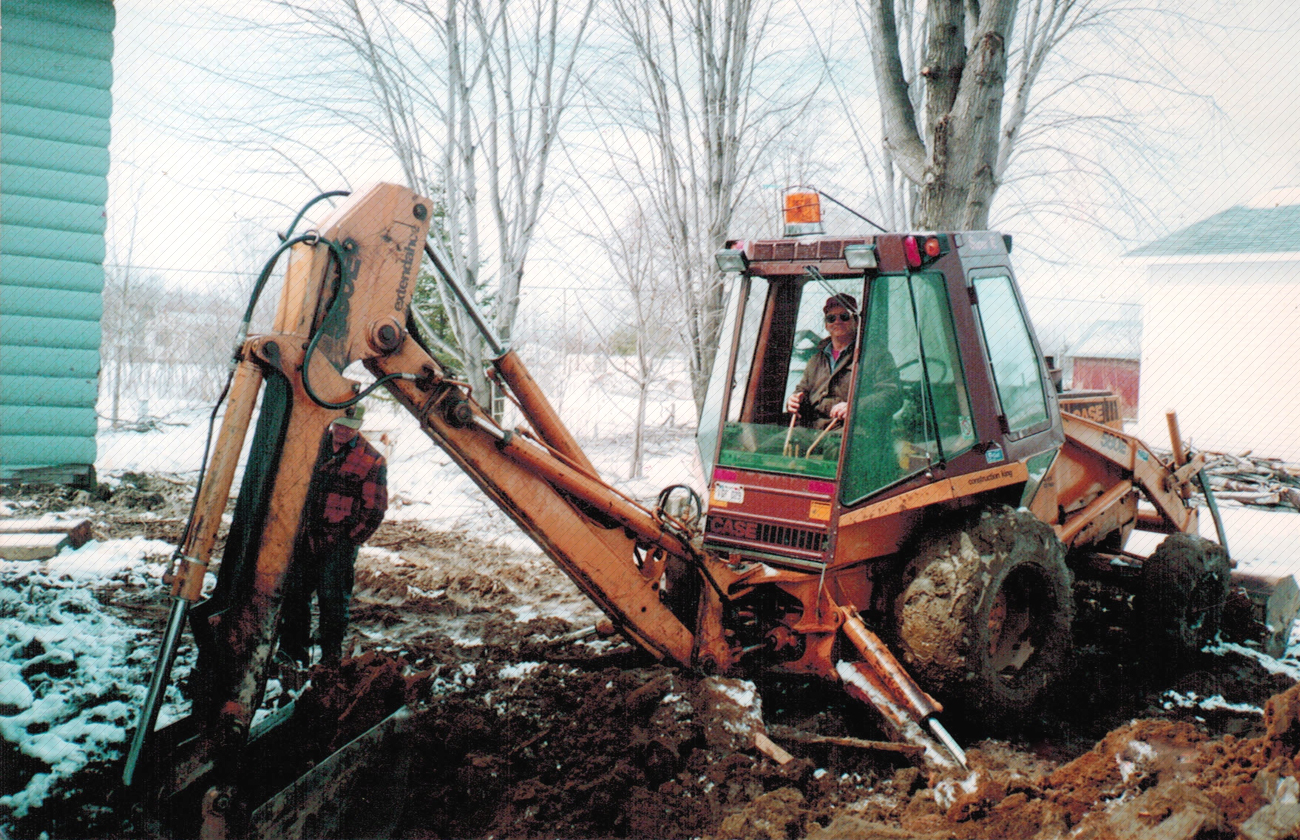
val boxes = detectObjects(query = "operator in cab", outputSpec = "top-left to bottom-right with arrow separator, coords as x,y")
786,294 -> 861,429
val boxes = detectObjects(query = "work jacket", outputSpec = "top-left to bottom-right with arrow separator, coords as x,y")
795,339 -> 902,429
304,426 -> 388,550
795,337 -> 857,428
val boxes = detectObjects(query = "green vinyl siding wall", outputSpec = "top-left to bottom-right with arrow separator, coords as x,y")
1,0 -> 115,481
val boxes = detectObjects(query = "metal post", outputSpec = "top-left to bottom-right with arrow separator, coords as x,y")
1199,471 -> 1231,555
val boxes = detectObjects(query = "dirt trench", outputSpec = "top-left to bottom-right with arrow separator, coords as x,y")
278,644 -> 1300,840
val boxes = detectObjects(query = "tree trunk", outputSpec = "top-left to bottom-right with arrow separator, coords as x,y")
915,2 -> 1016,230
631,379 -> 648,479
866,0 -> 1020,231
112,348 -> 123,430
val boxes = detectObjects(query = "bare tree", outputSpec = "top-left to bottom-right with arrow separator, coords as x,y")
853,0 -> 1207,232
103,195 -> 145,428
591,0 -> 820,412
572,193 -> 682,478
101,268 -> 245,415
232,0 -> 594,396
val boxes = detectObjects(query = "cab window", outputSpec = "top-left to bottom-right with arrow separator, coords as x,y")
972,275 -> 1050,436
706,275 -> 862,479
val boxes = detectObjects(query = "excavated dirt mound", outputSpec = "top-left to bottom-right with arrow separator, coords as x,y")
295,653 -> 1300,840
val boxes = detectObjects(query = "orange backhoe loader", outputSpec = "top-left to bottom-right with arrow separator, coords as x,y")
122,184 -> 1284,838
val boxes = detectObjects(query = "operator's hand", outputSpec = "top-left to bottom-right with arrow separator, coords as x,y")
786,391 -> 804,414
829,401 -> 849,422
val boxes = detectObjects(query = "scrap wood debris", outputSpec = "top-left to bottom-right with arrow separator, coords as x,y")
0,516 -> 92,561
1204,452 -> 1300,511
1145,446 -> 1300,511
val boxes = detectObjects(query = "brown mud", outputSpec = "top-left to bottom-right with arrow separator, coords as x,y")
4,477 -> 1300,839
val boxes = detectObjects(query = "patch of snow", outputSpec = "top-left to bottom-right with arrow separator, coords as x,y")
1207,641 -> 1300,682
0,679 -> 35,715
0,550 -> 197,820
428,663 -> 481,697
45,537 -> 175,581
498,661 -> 543,680
359,546 -> 404,565
711,679 -> 758,710
1162,690 -> 1264,716
1128,741 -> 1157,763
933,771 -> 980,810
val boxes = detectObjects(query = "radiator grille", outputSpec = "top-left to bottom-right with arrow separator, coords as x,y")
754,522 -> 826,552
701,520 -> 827,553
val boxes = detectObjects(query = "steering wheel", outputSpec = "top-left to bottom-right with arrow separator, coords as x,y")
896,356 -> 951,384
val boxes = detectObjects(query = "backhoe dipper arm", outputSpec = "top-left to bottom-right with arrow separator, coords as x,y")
124,186 -> 430,829
200,181 -> 696,754
129,184 -> 705,837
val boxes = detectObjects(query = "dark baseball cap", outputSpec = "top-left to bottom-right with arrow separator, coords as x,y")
824,294 -> 858,314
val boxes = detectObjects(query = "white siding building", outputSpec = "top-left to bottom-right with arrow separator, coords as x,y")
1130,188 -> 1300,462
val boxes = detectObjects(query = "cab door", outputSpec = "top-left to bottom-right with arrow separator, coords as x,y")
840,271 -> 979,504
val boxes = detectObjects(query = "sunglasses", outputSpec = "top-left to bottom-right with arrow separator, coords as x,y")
824,313 -> 856,323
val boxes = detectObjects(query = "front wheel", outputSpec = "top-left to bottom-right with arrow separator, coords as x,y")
1140,533 -> 1231,666
894,506 -> 1074,731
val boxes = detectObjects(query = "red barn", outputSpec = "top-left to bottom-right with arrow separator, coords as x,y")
1068,319 -> 1142,419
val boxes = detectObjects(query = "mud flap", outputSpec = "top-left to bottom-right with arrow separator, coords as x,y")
248,705 -> 417,839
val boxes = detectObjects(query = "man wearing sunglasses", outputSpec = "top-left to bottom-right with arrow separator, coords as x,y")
786,294 -> 862,429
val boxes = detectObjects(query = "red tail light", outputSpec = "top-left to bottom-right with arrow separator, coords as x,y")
904,236 -> 922,267
924,236 -> 942,258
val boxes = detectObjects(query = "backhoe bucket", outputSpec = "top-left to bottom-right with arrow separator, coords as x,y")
245,706 -> 417,839
132,702 -> 418,839
1231,571 -> 1300,658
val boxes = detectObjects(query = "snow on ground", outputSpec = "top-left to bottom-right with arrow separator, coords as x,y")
1209,505 -> 1300,579
1208,640 -> 1300,682
1161,690 -> 1265,716
0,540 -> 209,820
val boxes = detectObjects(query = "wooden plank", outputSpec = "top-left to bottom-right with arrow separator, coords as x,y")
0,532 -> 69,560
0,516 -> 91,546
0,463 -> 95,487
766,724 -> 924,756
754,733 -> 794,765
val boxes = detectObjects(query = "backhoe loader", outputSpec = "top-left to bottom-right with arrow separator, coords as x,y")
122,184 -> 1278,838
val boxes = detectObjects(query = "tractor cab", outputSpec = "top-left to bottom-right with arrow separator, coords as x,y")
698,194 -> 1063,568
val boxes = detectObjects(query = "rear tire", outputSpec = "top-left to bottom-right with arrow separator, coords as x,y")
1140,533 -> 1230,665
894,506 -> 1074,731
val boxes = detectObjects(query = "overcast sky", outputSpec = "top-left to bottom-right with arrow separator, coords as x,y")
105,0 -> 1300,345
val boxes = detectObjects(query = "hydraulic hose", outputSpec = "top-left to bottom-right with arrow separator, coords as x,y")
281,189 -> 350,241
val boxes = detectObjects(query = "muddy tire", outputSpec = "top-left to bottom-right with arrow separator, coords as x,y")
1140,533 -> 1230,665
894,506 -> 1074,730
